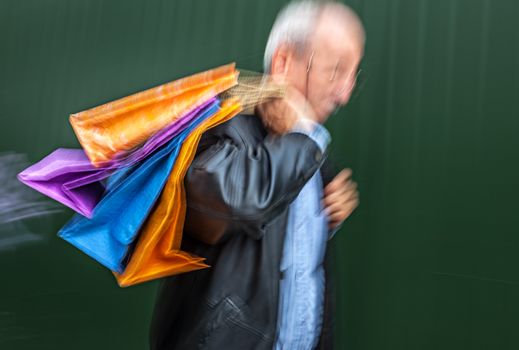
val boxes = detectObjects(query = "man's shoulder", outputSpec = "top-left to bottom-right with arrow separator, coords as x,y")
205,113 -> 267,145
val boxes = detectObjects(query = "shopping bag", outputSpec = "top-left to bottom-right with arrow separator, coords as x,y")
17,99 -> 217,217
115,98 -> 241,286
58,101 -> 221,273
70,64 -> 238,166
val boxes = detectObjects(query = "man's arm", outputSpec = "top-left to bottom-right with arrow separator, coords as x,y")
184,117 -> 326,245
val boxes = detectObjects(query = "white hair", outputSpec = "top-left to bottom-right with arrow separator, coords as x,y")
263,1 -> 322,73
263,1 -> 365,73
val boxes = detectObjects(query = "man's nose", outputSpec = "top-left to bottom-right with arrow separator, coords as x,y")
334,88 -> 352,106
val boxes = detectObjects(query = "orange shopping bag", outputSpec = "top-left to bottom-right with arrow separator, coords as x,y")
70,64 -> 238,166
115,98 -> 242,287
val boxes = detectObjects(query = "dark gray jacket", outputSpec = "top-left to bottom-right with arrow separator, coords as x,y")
150,114 -> 336,350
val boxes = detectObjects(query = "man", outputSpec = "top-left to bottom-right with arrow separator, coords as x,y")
150,1 -> 364,349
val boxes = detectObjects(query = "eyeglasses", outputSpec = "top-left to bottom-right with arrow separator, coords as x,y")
305,50 -> 367,101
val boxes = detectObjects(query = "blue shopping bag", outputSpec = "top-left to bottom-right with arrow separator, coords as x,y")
58,100 -> 220,273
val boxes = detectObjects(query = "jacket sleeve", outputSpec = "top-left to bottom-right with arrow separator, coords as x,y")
184,118 -> 327,244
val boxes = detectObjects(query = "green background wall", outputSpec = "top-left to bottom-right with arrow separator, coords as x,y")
1,0 -> 518,349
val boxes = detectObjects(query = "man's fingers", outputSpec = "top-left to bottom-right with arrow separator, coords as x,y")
322,189 -> 357,209
338,168 -> 353,180
322,169 -> 359,228
325,197 -> 358,216
344,180 -> 358,194
333,169 -> 352,186
326,200 -> 359,223
322,182 -> 358,207
323,187 -> 358,209
323,185 -> 347,205
324,169 -> 352,195
326,196 -> 359,215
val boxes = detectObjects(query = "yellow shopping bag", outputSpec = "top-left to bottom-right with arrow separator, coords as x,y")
70,64 -> 238,166
115,99 -> 241,287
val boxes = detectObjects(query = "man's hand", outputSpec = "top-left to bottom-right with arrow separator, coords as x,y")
256,85 -> 318,134
323,168 -> 359,230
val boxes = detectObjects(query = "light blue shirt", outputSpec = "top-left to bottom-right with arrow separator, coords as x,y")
274,120 -> 331,350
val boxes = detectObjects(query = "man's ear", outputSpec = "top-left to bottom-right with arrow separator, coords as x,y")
271,44 -> 293,76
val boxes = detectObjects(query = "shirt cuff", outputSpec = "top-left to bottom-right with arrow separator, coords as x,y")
290,118 -> 331,152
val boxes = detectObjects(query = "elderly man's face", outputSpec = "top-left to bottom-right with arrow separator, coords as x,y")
286,14 -> 364,123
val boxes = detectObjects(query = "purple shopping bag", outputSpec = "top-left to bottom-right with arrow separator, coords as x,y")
18,98 -> 217,217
